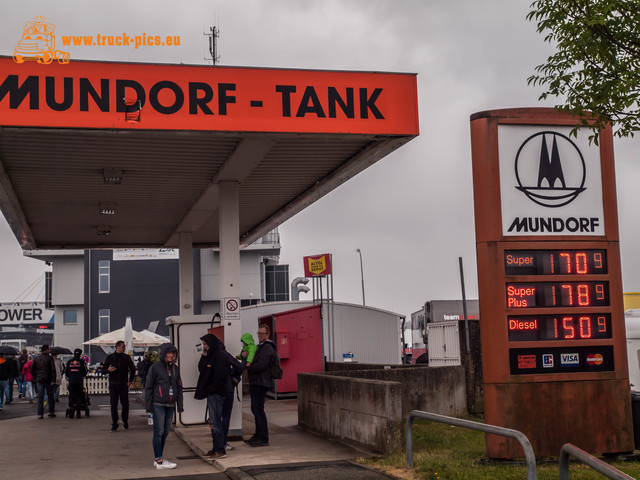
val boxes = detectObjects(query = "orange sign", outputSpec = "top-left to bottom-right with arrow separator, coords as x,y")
0,57 -> 419,135
303,254 -> 332,277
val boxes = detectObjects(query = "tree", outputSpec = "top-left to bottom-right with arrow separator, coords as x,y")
527,0 -> 640,140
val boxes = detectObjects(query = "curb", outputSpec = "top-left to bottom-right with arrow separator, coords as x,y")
225,467 -> 255,480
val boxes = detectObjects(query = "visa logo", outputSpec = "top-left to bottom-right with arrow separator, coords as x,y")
561,353 -> 579,366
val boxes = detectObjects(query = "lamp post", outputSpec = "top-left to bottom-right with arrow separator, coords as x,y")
356,248 -> 366,306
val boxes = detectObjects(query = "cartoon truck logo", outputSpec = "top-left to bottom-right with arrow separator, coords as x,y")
13,17 -> 70,64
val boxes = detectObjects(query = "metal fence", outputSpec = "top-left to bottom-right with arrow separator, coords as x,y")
406,410 -> 537,480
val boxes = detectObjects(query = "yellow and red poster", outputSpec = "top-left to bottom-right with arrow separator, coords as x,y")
303,254 -> 332,277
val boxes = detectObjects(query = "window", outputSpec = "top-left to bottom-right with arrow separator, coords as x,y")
45,272 -> 52,309
98,309 -> 110,334
63,310 -> 77,325
99,260 -> 110,293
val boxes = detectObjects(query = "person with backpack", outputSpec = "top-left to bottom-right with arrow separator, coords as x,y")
194,333 -> 242,459
244,323 -> 278,447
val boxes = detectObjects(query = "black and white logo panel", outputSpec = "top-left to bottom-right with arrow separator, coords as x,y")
498,125 -> 604,236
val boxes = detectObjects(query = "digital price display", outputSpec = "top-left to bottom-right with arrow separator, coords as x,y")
508,314 -> 612,341
506,281 -> 609,308
505,250 -> 607,276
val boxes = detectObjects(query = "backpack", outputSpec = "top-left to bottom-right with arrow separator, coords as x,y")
269,349 -> 283,380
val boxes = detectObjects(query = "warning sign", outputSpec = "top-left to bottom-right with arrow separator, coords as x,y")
223,297 -> 240,321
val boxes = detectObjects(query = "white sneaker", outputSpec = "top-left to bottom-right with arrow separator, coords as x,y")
225,443 -> 233,451
154,459 -> 177,469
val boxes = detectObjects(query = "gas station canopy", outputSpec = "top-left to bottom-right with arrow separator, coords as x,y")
0,57 -> 418,249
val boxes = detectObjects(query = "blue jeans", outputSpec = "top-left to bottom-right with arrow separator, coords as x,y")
17,375 -> 25,396
36,382 -> 56,416
5,377 -> 15,402
207,393 -> 226,454
24,381 -> 33,401
0,380 -> 6,408
152,405 -> 174,461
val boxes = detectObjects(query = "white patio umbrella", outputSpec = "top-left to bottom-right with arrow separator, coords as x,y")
84,327 -> 168,348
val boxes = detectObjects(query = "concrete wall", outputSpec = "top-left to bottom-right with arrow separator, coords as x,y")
298,373 -> 403,453
298,365 -> 467,453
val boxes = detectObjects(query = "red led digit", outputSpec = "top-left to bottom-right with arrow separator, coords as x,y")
576,253 -> 587,274
577,284 -> 590,305
597,316 -> 607,332
551,285 -> 556,306
596,284 -> 605,300
594,252 -> 603,269
560,252 -> 571,273
561,284 -> 572,305
549,254 -> 555,274
579,316 -> 592,338
554,317 -> 559,338
563,316 -> 575,339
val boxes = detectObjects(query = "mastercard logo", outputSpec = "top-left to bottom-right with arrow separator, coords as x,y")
586,353 -> 603,366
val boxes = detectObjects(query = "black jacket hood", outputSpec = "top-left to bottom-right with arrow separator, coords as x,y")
200,334 -> 224,354
159,343 -> 178,363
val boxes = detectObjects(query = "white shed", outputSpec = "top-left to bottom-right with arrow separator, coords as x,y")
240,301 -> 403,364
626,309 -> 640,389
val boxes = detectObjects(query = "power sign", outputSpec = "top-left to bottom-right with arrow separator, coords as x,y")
470,108 -> 633,458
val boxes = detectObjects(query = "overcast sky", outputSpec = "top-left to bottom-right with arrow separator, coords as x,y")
1,1 -> 639,319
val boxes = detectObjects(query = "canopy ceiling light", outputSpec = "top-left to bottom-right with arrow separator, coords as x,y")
103,168 -> 123,184
99,202 -> 116,215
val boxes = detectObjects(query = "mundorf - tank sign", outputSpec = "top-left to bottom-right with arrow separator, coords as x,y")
498,125 -> 605,236
0,303 -> 53,325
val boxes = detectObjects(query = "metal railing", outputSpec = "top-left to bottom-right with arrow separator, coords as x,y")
406,410 -> 537,480
559,443 -> 634,480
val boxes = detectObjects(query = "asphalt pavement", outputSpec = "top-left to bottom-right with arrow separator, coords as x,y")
1,389 -> 398,480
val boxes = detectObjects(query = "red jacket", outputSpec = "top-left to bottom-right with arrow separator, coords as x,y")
22,360 -> 34,382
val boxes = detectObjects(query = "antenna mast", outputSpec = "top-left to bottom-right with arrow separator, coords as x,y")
204,26 -> 220,65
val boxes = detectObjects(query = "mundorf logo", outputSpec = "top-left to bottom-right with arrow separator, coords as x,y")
514,131 -> 586,208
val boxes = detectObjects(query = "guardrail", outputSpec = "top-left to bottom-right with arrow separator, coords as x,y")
559,443 -> 634,480
406,410 -> 537,480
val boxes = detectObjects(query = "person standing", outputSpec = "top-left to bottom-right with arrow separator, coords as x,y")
17,349 -> 29,398
244,324 -> 276,447
21,356 -> 34,403
0,353 -> 11,410
65,348 -> 88,418
4,355 -> 19,404
144,343 -> 183,470
195,333 -> 242,459
51,353 -> 64,402
31,345 -> 56,419
103,340 -> 136,431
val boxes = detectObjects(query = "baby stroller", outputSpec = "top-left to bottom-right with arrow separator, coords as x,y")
66,384 -> 90,418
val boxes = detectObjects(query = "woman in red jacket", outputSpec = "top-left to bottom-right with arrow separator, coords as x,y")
21,357 -> 34,403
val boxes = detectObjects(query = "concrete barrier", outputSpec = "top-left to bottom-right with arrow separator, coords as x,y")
298,365 -> 467,453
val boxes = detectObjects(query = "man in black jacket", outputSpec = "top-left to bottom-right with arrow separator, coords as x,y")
103,340 -> 136,431
244,324 -> 276,447
195,333 -> 242,459
65,348 -> 88,418
31,344 -> 56,419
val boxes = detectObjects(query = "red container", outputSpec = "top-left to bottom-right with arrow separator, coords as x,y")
259,304 -> 323,395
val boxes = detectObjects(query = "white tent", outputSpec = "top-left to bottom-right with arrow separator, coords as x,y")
84,327 -> 169,348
